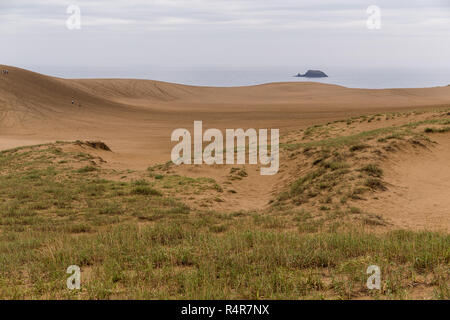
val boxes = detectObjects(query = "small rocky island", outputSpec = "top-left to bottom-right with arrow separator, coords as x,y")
294,70 -> 328,78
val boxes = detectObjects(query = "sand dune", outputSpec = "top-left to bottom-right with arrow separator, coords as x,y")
1,65 -> 448,300
1,65 -> 450,164
1,65 -> 450,231
366,135 -> 450,231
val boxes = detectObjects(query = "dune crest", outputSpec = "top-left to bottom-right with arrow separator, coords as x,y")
1,64 -> 450,163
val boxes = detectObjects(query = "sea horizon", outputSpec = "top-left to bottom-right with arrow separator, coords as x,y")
14,64 -> 450,89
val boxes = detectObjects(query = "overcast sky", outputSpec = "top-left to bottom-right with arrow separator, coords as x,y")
1,0 -> 449,69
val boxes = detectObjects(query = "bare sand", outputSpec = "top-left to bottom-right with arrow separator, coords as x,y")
1,65 -> 449,231
2,64 -> 450,166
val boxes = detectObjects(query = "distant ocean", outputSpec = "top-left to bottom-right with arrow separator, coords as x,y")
26,65 -> 450,89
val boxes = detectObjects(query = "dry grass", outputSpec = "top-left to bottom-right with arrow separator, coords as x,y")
0,109 -> 449,299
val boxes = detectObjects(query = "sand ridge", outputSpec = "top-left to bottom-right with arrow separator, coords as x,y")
1,65 -> 449,231
2,64 -> 450,165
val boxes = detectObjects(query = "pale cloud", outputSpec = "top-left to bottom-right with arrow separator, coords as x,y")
0,0 -> 449,69
1,0 -> 448,31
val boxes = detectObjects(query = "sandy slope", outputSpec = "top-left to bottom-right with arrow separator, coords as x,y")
366,135 -> 450,231
1,65 -> 449,231
2,64 -> 450,166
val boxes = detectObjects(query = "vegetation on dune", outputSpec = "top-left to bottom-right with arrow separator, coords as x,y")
281,114 -> 450,151
1,212 -> 448,299
0,109 -> 449,299
277,110 -> 450,213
